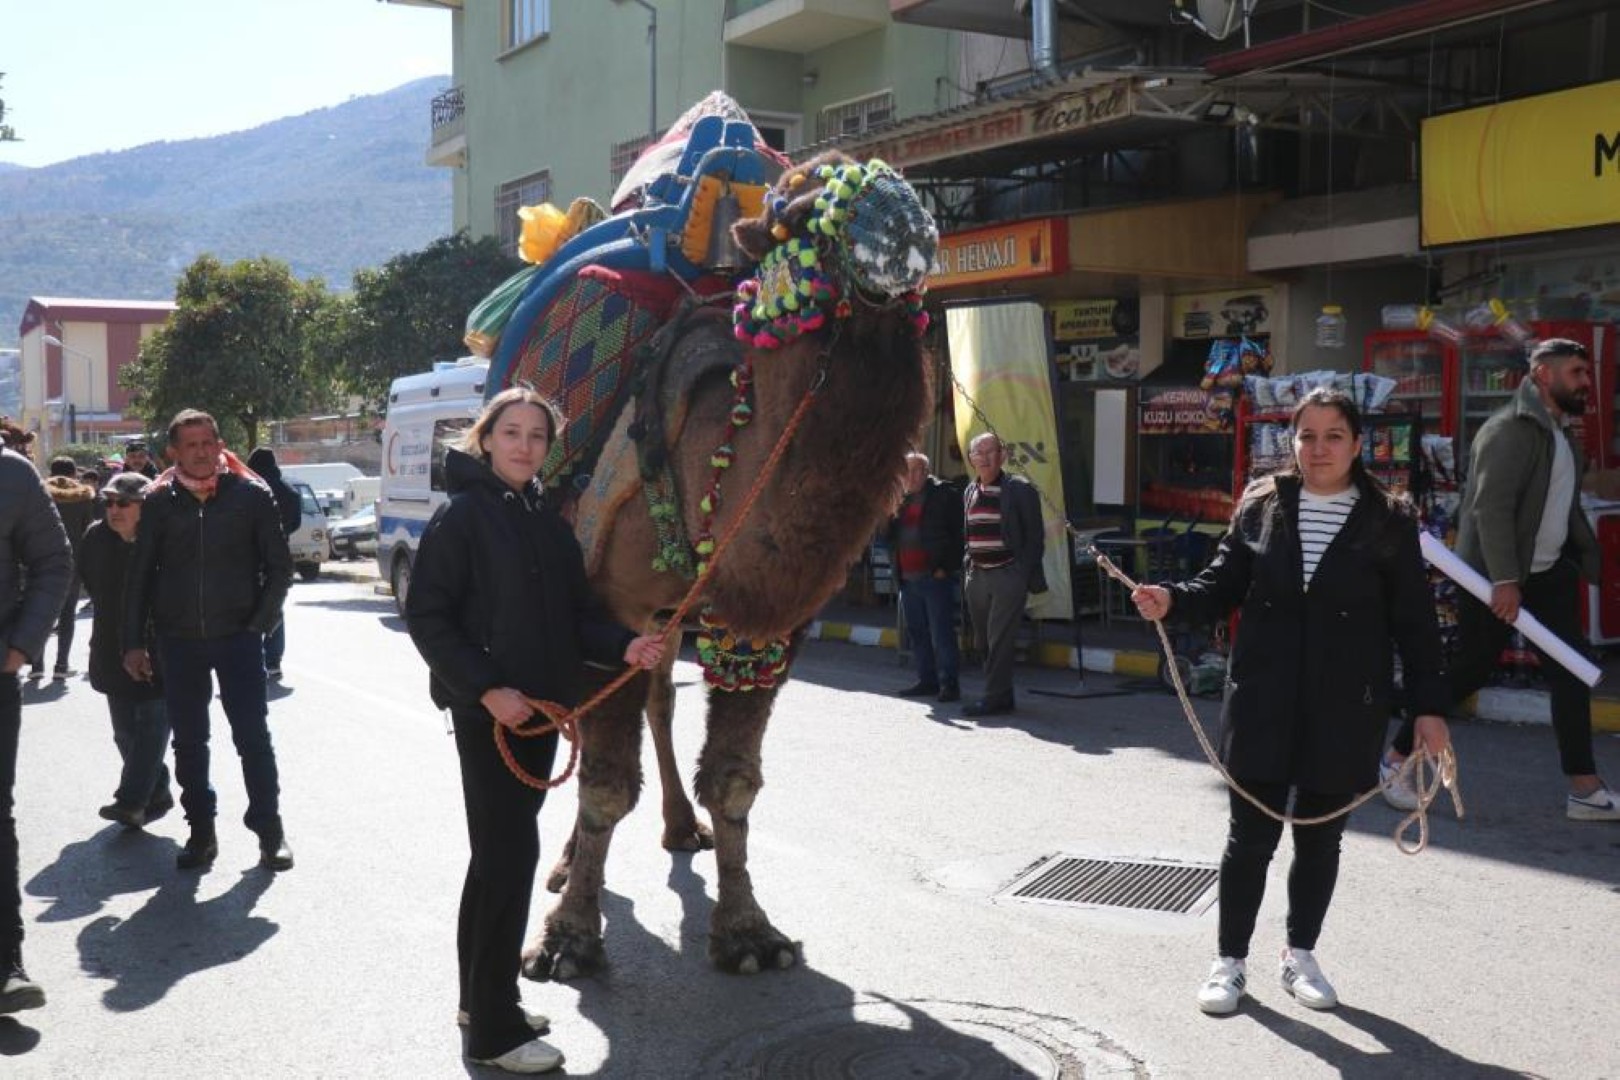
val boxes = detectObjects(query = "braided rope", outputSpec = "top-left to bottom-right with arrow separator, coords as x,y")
1092,547 -> 1465,855
494,370 -> 826,790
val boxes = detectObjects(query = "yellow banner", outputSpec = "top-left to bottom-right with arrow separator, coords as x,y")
1423,80 -> 1620,246
947,301 -> 1071,619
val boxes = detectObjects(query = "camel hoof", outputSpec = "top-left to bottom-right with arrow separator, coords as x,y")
709,926 -> 798,975
662,820 -> 715,853
522,926 -> 603,982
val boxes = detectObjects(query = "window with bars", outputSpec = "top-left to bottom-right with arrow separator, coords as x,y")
503,0 -> 550,53
609,133 -> 658,192
817,92 -> 894,141
495,170 -> 552,257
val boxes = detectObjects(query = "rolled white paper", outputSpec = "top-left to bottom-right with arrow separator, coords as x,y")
1419,531 -> 1601,687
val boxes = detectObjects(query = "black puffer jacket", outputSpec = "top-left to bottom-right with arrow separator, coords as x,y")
123,471 -> 294,644
79,521 -> 162,700
405,449 -> 635,713
1167,473 -> 1449,794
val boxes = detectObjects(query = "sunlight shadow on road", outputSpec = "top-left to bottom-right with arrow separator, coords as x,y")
26,828 -> 178,922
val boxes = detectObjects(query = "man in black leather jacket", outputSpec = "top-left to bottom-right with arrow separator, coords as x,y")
122,410 -> 295,872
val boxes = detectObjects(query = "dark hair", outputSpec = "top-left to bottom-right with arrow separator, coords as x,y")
461,387 -> 565,463
1285,386 -> 1387,495
48,455 -> 78,478
0,418 -> 35,459
125,441 -> 148,454
168,409 -> 220,445
1529,337 -> 1588,367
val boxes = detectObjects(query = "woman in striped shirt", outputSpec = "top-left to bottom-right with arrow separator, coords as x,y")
1132,387 -> 1450,1018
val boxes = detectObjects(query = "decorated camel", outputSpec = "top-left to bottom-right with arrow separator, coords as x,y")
468,96 -> 937,978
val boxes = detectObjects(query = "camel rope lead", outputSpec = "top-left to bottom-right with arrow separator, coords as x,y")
494,372 -> 826,791
1090,546 -> 1465,856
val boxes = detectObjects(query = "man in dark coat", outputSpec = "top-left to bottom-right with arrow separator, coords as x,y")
119,441 -> 159,480
960,432 -> 1046,717
246,447 -> 303,680
886,452 -> 964,702
0,444 -> 72,1014
122,410 -> 295,872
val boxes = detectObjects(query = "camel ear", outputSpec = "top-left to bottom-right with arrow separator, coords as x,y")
732,217 -> 775,262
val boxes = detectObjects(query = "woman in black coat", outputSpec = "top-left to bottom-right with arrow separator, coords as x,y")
1132,387 -> 1450,1017
405,388 -> 662,1075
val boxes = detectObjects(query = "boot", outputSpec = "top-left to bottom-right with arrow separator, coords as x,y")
0,944 -> 45,1014
176,822 -> 219,870
258,819 -> 294,872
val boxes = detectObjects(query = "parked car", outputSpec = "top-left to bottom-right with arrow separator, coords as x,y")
287,481 -> 329,581
328,505 -> 377,561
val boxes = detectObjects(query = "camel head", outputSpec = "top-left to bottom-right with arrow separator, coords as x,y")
730,151 -> 937,350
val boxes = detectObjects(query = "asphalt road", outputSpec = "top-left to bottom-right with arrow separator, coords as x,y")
4,569 -> 1618,1077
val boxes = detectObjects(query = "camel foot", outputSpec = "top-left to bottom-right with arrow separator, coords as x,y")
522,922 -> 604,983
708,918 -> 798,975
544,853 -> 571,895
662,818 -> 714,853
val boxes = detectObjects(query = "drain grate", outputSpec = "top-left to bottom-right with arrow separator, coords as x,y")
1002,855 -> 1218,915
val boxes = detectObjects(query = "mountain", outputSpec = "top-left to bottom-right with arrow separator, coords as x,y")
0,77 -> 453,346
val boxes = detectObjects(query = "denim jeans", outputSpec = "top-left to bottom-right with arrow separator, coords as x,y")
0,674 -> 20,954
159,631 -> 281,833
106,695 -> 173,811
899,574 -> 959,688
262,622 -> 285,671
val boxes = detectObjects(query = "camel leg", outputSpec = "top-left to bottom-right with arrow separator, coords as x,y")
646,638 -> 714,852
523,669 -> 646,982
696,679 -> 799,975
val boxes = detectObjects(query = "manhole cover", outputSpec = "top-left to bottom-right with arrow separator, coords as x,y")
696,999 -> 1147,1079
1003,855 -> 1217,915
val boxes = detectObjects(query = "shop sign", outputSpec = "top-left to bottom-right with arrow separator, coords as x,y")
1051,299 -> 1120,340
1422,79 -> 1620,246
854,79 -> 1135,171
1170,288 -> 1274,339
1139,386 -> 1230,435
930,218 -> 1063,289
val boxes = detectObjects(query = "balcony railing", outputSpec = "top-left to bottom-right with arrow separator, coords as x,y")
431,86 -> 466,133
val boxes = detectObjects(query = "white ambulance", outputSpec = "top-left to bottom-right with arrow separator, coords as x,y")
376,359 -> 489,614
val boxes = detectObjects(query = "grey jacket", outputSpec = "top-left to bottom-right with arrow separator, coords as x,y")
1455,378 -> 1601,585
0,449 -> 73,665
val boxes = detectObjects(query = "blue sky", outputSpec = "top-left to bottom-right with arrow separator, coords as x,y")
0,1 -> 451,168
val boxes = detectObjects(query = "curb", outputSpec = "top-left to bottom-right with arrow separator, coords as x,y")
804,620 -> 1620,734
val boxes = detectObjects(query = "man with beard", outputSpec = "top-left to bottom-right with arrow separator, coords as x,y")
1382,338 -> 1617,820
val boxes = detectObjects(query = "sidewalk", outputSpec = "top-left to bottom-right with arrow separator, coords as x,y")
811,596 -> 1620,734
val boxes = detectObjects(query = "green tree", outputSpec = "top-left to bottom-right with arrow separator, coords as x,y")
121,255 -> 332,450
325,231 -> 522,410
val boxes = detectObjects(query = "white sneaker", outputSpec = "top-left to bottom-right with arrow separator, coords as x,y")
471,1035 -> 565,1074
1380,757 -> 1420,812
1280,947 -> 1338,1009
456,1007 -> 550,1031
1567,786 -> 1620,822
1196,956 -> 1247,1015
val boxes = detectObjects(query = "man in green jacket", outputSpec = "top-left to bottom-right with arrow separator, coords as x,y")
1384,338 -> 1615,820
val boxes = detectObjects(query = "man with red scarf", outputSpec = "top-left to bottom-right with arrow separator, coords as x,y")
122,410 -> 295,871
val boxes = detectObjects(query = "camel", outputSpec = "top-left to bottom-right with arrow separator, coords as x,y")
521,150 -> 937,980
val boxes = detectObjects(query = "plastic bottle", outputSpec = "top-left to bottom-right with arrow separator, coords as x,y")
1381,304 -> 1421,331
1315,305 -> 1346,349
1489,298 -> 1534,344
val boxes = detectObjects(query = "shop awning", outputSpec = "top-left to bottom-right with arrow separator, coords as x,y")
1246,183 -> 1420,272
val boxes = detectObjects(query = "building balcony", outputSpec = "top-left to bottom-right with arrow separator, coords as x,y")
724,0 -> 888,53
427,85 -> 466,168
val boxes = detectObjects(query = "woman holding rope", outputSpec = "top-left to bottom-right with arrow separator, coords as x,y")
1131,386 -> 1450,1016
405,388 -> 663,1074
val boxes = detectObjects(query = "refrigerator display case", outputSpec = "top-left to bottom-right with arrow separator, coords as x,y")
1364,331 -> 1455,434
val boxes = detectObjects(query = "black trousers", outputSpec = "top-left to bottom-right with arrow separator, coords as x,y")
1217,782 -> 1353,960
1392,559 -> 1595,776
0,675 -> 19,959
452,708 -> 558,1060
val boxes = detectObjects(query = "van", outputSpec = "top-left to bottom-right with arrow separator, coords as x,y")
286,481 -> 330,581
376,359 -> 489,614
281,462 -> 364,518
341,476 -> 380,519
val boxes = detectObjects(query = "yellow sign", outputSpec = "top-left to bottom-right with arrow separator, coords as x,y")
931,219 -> 1063,289
1051,299 -> 1120,341
1422,80 -> 1620,246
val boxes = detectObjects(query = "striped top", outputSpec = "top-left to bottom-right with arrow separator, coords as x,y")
1297,487 -> 1359,588
965,482 -> 1014,568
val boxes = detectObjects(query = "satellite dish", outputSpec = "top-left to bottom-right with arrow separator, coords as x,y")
1171,0 -> 1252,41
